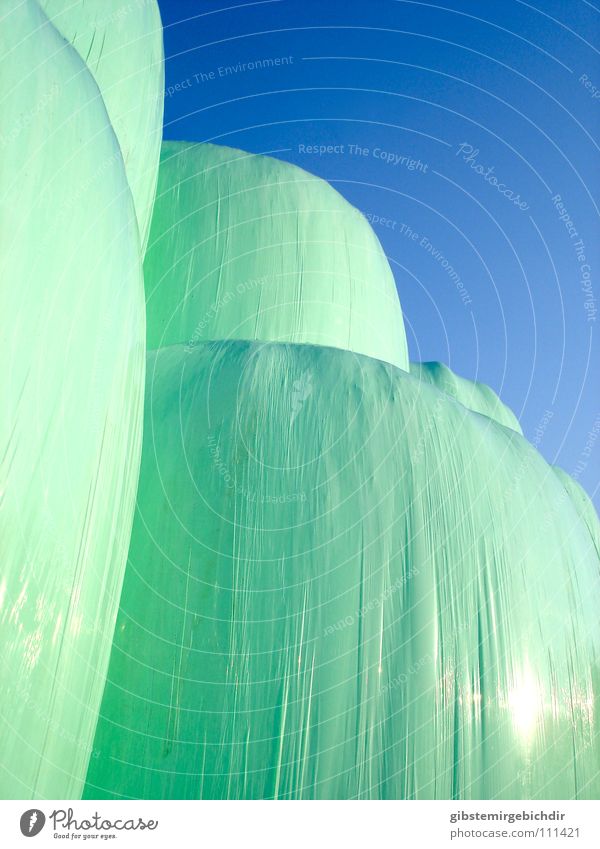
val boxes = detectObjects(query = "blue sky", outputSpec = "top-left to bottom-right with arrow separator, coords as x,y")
157,0 -> 599,507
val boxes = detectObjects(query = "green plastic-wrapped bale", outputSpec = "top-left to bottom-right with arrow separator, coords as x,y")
410,361 -> 522,434
143,142 -> 408,368
0,0 -> 151,798
86,341 -> 600,799
38,0 -> 165,250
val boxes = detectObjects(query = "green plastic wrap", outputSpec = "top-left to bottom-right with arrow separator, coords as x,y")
4,0 -> 598,799
553,467 -> 600,560
409,361 -> 522,434
143,142 -> 408,369
0,0 -> 152,798
86,340 -> 600,799
38,0 -> 165,250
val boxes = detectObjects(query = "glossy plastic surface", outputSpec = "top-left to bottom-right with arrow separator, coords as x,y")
410,361 -> 522,434
143,141 -> 408,369
39,0 -> 165,250
86,341 -> 600,799
0,0 -> 153,798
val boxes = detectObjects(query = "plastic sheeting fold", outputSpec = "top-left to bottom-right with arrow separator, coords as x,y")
143,142 -> 408,369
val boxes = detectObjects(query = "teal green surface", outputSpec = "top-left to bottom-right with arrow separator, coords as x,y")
143,141 -> 409,369
38,0 -> 165,250
3,0 -> 599,802
553,467 -> 600,560
85,340 -> 600,799
409,361 -> 522,434
0,0 -> 156,798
